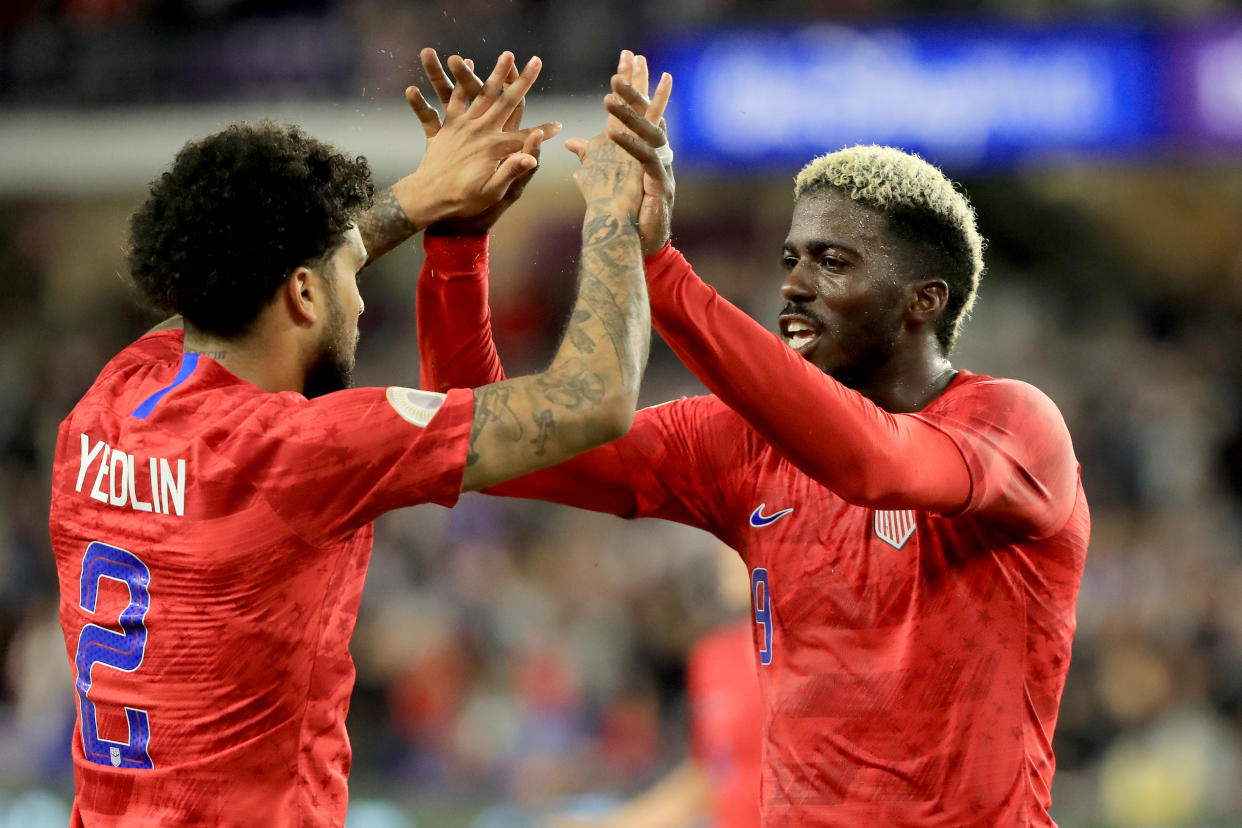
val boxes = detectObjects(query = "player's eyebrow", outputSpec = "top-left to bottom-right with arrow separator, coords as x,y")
784,239 -> 863,261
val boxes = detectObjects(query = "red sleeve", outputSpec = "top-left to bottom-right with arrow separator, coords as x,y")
487,396 -> 742,539
223,386 -> 474,541
416,235 -> 505,392
643,244 -> 973,515
913,378 -> 1079,538
413,237 -> 739,534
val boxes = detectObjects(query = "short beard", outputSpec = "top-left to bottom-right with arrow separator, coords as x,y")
302,281 -> 355,399
302,340 -> 354,398
825,306 -> 903,391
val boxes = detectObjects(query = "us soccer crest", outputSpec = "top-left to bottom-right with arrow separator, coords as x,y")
874,510 -> 916,550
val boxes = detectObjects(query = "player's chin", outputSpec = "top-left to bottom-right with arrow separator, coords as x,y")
803,340 -> 840,376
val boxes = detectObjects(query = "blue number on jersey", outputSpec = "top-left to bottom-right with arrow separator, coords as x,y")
75,541 -> 154,769
751,567 -> 773,666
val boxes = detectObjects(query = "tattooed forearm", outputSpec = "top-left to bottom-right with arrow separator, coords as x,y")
536,359 -> 606,409
459,140 -> 651,492
578,270 -> 641,392
356,188 -> 416,266
530,410 -> 557,455
567,310 -> 597,354
582,213 -> 625,248
467,384 -> 524,465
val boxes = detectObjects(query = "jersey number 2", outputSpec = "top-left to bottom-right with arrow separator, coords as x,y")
751,567 -> 772,666
75,541 -> 154,769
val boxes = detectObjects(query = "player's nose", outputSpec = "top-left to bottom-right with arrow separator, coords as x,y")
780,265 -> 817,303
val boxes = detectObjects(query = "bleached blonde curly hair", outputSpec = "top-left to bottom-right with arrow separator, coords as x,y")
794,145 -> 984,352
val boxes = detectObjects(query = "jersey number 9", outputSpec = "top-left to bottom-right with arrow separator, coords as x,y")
752,567 -> 772,666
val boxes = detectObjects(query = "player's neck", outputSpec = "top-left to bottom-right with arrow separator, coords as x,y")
183,323 -> 309,396
855,340 -> 956,414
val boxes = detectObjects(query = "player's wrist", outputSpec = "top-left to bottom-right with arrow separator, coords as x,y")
391,170 -> 448,232
643,239 -> 679,274
584,199 -> 640,226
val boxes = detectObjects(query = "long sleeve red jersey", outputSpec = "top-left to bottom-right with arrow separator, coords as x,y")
50,330 -> 473,826
416,236 -> 1090,826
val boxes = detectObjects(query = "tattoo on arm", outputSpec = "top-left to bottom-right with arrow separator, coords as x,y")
536,359 -> 606,409
461,148 -> 649,488
582,213 -> 624,247
530,410 -> 557,455
575,214 -> 646,393
356,188 -> 416,265
567,310 -> 597,354
467,384 -> 524,466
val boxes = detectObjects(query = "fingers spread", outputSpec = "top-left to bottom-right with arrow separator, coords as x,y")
633,53 -> 650,98
608,127 -> 667,181
481,55 -> 542,128
447,54 -> 485,98
405,86 -> 442,138
420,48 -> 455,108
649,72 -> 673,125
605,94 -> 666,147
466,51 -> 515,118
611,75 -> 652,114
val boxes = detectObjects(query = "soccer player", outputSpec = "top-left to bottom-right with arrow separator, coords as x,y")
48,51 -> 654,826
416,54 -> 1091,825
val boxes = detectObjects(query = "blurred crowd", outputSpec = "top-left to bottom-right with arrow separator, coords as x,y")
3,0 -> 1239,107
1,156 -> 1241,826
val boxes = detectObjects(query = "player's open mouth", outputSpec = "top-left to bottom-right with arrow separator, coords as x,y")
780,315 -> 822,355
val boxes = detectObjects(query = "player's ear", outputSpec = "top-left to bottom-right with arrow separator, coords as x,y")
907,278 -> 948,326
282,267 -> 319,327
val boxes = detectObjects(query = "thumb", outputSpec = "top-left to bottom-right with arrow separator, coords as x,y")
564,137 -> 588,162
481,152 -> 538,201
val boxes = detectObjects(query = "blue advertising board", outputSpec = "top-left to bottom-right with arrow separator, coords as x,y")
653,23 -> 1174,169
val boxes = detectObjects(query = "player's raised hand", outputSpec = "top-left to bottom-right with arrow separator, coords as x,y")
405,50 -> 561,224
565,51 -> 646,217
412,48 -> 557,236
605,57 -> 675,257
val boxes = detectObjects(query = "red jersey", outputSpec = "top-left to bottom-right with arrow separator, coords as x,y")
688,620 -> 763,828
416,237 -> 1090,826
49,330 -> 473,827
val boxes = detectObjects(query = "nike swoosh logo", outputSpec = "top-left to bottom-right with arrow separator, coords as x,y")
750,504 -> 794,528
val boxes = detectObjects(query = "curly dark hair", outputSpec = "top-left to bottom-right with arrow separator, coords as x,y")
128,120 -> 374,337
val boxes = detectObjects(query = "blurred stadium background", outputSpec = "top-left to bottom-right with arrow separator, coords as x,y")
3,1 -> 1242,826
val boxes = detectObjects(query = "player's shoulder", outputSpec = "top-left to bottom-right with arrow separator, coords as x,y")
101,329 -> 185,381
934,370 -> 1069,426
67,330 -> 186,420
